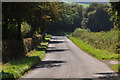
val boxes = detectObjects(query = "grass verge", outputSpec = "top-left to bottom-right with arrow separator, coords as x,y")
1,35 -> 51,79
68,35 -> 119,60
111,64 -> 120,72
68,35 -> 119,72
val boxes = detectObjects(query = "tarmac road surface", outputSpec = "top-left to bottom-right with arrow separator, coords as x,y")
20,36 -> 116,79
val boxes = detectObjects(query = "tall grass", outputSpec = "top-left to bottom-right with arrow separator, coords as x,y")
69,36 -> 119,60
111,64 -> 120,72
1,35 -> 51,79
72,28 -> 119,54
69,29 -> 119,72
2,50 -> 45,79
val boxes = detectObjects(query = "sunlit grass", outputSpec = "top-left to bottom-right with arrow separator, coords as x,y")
68,35 -> 119,60
45,35 -> 52,38
111,64 -> 120,72
40,42 -> 48,46
1,35 -> 51,79
69,31 -> 119,72
2,48 -> 45,79
72,28 -> 119,53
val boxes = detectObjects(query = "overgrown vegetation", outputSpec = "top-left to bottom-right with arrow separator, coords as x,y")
2,2 -> 115,62
111,64 -> 120,72
1,36 -> 51,79
109,2 -> 120,75
47,3 -> 84,33
68,35 -> 119,60
2,50 -> 44,79
2,1 -> 120,77
69,34 -> 120,73
21,22 -> 31,37
68,1 -> 120,75
2,2 -> 60,62
72,28 -> 119,53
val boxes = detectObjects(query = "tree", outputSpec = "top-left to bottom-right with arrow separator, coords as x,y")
108,2 -> 120,29
109,1 -> 120,76
2,2 -> 30,62
82,3 -> 113,32
46,3 -> 84,33
2,2 -> 61,62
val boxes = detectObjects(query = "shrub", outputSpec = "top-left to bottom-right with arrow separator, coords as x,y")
72,28 -> 119,53
1,35 -> 51,79
69,36 -> 119,60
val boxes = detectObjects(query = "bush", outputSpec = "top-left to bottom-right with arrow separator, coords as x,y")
1,35 -> 51,79
2,34 -> 42,62
2,50 -> 44,79
72,28 -> 89,37
21,22 -> 31,37
69,36 -> 119,60
72,28 -> 119,53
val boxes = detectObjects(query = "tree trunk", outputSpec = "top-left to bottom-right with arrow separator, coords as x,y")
2,17 -> 8,40
16,20 -> 25,58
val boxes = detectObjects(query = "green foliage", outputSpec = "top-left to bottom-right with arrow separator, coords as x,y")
109,2 -> 120,30
82,3 -> 113,32
21,22 -> 31,37
1,35 -> 51,79
77,3 -> 89,8
2,2 -> 57,61
68,35 -> 119,60
111,64 -> 120,72
64,2 -> 89,8
72,28 -> 119,53
2,2 -> 60,38
2,50 -> 45,79
40,42 -> 48,47
72,28 -> 89,37
47,3 -> 84,33
45,35 -> 52,38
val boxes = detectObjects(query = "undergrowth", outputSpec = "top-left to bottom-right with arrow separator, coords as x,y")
1,35 -> 51,79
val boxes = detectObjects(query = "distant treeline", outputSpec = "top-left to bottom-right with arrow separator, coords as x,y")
47,2 -> 117,33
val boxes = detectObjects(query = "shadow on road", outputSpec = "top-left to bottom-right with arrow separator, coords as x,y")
94,72 -> 119,80
47,49 -> 69,53
50,41 -> 65,44
36,47 -> 47,51
48,46 -> 56,49
32,60 -> 66,69
95,72 -> 118,76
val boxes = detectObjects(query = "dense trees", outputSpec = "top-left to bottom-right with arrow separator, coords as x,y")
81,3 -> 113,32
2,2 -> 119,62
46,3 -> 83,33
109,2 -> 120,30
2,2 -> 84,62
2,2 -> 60,62
3,2 -> 115,39
109,2 -> 120,75
2,3 -> 30,61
